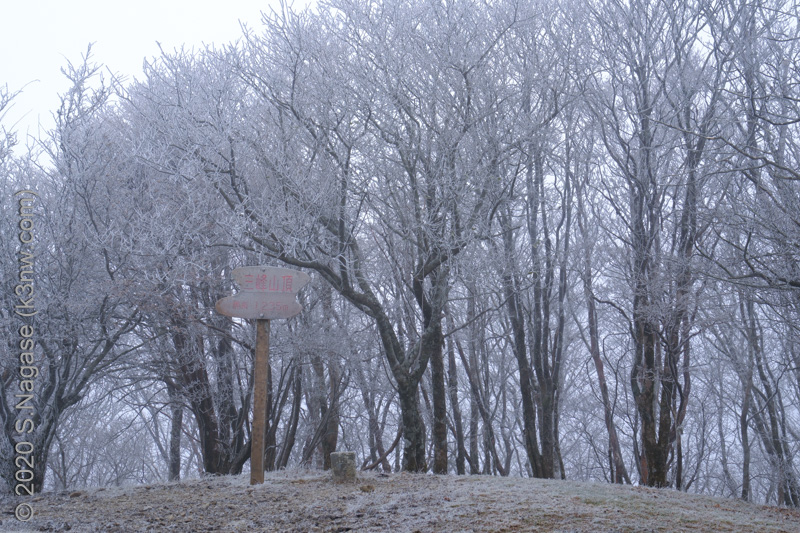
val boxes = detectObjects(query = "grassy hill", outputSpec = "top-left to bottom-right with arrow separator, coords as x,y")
5,469 -> 800,532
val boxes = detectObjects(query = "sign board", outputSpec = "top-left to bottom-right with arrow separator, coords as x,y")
214,265 -> 310,485
215,266 -> 310,320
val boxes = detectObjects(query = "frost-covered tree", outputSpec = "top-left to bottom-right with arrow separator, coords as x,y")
0,54 -> 140,493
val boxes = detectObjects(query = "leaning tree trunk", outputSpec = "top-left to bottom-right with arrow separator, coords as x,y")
577,171 -> 629,483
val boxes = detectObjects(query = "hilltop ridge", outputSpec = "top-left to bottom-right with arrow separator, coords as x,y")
5,470 -> 800,532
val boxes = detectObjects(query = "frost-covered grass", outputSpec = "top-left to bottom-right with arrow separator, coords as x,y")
6,469 -> 800,532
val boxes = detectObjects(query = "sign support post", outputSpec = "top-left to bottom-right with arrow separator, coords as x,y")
250,319 -> 270,485
215,266 -> 310,485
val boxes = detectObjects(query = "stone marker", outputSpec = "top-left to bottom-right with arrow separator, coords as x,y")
330,451 -> 356,483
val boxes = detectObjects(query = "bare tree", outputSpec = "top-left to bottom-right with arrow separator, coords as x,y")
201,0 -> 509,472
0,52 -> 140,492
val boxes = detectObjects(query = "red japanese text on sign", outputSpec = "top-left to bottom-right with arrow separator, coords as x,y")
215,266 -> 310,320
240,273 -> 296,293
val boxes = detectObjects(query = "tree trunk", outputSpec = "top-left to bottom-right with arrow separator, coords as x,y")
747,297 -> 800,507
277,364 -> 302,469
467,289 -> 481,475
579,204 -> 629,484
445,318 -> 466,475
397,381 -> 427,472
741,366 -> 753,501
319,365 -> 340,471
429,320 -> 448,474
167,383 -> 183,482
172,324 -> 228,475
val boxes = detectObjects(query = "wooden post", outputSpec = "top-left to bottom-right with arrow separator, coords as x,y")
251,319 -> 270,485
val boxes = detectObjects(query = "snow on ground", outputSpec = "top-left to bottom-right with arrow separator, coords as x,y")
3,469 -> 799,532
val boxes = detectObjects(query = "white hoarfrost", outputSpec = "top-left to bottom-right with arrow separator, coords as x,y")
3,469 -> 799,532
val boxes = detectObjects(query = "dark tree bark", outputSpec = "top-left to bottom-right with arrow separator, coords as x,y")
169,311 -> 249,476
311,353 -> 339,470
277,364 -> 302,470
167,383 -> 183,482
744,297 -> 800,507
397,381 -> 427,472
455,336 -> 509,477
417,270 -> 448,474
498,205 -> 543,478
445,312 -> 467,475
741,354 -> 753,501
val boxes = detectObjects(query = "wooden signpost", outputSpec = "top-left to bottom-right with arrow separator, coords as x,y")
215,266 -> 310,485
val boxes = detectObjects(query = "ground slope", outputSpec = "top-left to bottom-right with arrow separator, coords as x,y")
3,470 -> 799,532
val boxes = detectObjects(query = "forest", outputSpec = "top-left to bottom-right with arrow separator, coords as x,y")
1,0 -> 799,509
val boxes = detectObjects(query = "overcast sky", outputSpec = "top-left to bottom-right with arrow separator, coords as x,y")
1,1 -> 296,146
